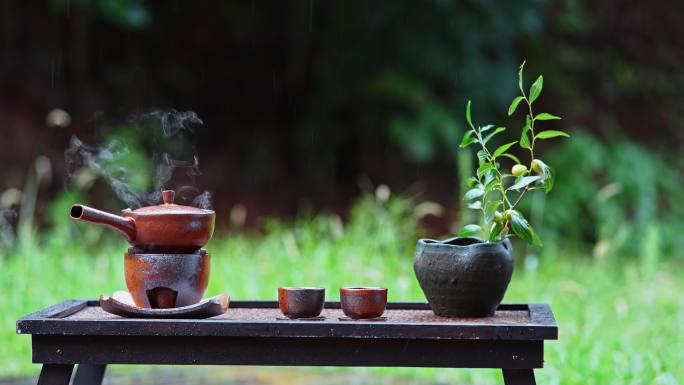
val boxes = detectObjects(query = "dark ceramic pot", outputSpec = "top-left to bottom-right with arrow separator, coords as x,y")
413,237 -> 513,317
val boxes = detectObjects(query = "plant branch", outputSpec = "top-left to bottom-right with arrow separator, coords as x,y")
527,99 -> 536,160
471,127 -> 513,209
510,185 -> 530,211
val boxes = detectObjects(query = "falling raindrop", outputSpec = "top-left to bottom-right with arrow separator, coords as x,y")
309,0 -> 313,33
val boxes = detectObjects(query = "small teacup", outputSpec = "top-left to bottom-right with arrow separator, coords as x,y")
278,287 -> 325,319
339,287 -> 388,319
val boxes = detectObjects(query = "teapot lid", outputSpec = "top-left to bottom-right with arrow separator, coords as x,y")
125,190 -> 214,216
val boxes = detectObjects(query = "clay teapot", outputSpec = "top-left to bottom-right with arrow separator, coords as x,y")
70,190 -> 215,253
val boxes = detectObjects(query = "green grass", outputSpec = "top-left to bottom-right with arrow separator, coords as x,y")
1,194 -> 682,384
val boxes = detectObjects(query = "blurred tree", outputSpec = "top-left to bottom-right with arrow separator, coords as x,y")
0,0 -> 683,240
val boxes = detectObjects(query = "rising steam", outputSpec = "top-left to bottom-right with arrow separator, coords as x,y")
65,109 -> 212,209
130,109 -> 203,137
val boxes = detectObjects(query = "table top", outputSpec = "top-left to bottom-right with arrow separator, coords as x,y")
17,300 -> 557,341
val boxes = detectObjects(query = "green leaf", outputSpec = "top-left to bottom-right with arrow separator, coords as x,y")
508,211 -> 542,246
541,166 -> 555,192
484,180 -> 501,194
464,187 -> 484,200
535,112 -> 561,121
507,175 -> 541,191
533,159 -> 555,192
480,124 -> 494,132
458,224 -> 481,237
529,75 -> 543,103
484,201 -> 501,224
520,115 -> 532,149
500,153 -> 522,164
489,221 -> 504,242
482,170 -> 499,194
459,130 -> 477,147
465,100 -> 472,127
477,150 -> 489,163
508,96 -> 524,116
468,201 -> 482,210
483,127 -> 506,144
520,133 -> 530,149
482,169 -> 495,186
492,141 -> 518,159
520,120 -> 531,150
518,61 -> 526,91
535,130 -> 570,140
466,176 -> 478,188
476,162 -> 495,178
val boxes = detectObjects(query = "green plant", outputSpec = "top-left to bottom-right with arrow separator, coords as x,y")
459,62 -> 569,245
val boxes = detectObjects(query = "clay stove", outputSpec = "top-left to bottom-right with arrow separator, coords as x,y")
70,190 -> 215,309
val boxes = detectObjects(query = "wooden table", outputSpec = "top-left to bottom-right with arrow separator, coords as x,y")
17,300 -> 557,385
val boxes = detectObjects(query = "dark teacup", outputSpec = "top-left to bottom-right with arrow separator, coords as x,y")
278,287 -> 325,319
339,287 -> 388,319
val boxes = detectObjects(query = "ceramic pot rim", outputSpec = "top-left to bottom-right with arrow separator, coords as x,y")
340,287 -> 387,292
278,287 -> 325,291
126,247 -> 208,257
418,237 -> 511,250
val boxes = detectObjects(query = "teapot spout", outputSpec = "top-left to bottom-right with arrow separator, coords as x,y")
70,204 -> 136,242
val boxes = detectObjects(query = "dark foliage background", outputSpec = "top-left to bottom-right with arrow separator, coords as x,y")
1,0 -> 683,246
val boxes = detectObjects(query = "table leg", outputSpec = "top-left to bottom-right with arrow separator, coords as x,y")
36,364 -> 74,385
73,364 -> 107,385
502,369 -> 536,385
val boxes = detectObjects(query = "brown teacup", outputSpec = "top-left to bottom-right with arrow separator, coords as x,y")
278,287 -> 325,319
339,287 -> 387,319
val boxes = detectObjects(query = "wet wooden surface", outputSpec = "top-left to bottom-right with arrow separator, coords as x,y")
70,305 -> 530,324
17,301 -> 557,341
